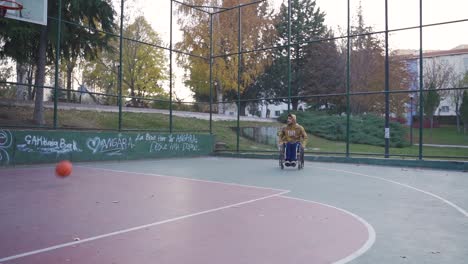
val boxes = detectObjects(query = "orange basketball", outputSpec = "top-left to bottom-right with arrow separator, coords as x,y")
56,160 -> 72,178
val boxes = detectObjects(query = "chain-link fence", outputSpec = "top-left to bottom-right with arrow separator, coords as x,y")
1,0 -> 467,160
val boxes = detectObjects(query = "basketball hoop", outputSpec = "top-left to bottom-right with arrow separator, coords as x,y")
0,0 -> 23,18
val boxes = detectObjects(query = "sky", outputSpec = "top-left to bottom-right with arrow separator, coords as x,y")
140,0 -> 468,50
130,0 -> 468,100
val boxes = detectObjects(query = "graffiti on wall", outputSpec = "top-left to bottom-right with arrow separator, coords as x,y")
0,130 -> 12,164
1,130 -> 210,164
86,136 -> 136,156
143,133 -> 200,153
16,135 -> 82,154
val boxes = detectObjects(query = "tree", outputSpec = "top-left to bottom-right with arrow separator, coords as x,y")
33,25 -> 48,125
265,0 -> 330,111
0,19 -> 40,101
31,0 -> 117,125
0,58 -> 12,83
460,90 -> 468,134
122,16 -> 167,106
301,37 -> 344,112
344,5 -> 410,116
81,51 -> 120,105
81,16 -> 168,106
1,1 -> 116,124
424,82 -> 440,139
58,0 -> 116,102
176,0 -> 275,114
450,72 -> 468,132
0,58 -> 13,99
423,59 -> 453,96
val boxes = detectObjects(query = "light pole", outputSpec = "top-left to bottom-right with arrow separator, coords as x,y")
409,94 -> 414,145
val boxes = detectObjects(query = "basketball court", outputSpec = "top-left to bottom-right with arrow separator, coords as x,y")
0,157 -> 467,264
1,0 -> 467,263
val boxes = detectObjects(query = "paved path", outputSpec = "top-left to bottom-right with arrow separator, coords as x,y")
415,144 -> 468,148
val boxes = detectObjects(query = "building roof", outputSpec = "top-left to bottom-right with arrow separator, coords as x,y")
396,45 -> 468,60
413,48 -> 468,59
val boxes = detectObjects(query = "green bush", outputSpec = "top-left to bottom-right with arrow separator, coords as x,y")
279,111 -> 409,148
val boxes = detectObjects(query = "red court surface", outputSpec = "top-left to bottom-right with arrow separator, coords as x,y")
0,166 -> 372,264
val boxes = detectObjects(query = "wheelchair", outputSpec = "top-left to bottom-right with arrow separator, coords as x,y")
279,142 -> 304,170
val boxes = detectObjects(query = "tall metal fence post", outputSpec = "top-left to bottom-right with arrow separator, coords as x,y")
236,6 -> 242,152
418,0 -> 424,160
169,0 -> 173,133
384,0 -> 390,158
287,0 -> 292,112
346,0 -> 351,158
118,0 -> 124,131
53,0 -> 62,129
209,13 -> 213,134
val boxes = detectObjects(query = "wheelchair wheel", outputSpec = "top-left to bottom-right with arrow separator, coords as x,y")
279,145 -> 285,169
298,147 -> 304,170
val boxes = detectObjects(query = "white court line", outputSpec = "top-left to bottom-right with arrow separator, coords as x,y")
279,195 -> 376,264
76,165 -> 289,193
2,164 -> 380,264
0,190 -> 290,262
314,166 -> 468,218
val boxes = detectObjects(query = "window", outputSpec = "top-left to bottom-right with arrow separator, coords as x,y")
440,106 -> 449,112
464,58 -> 468,71
275,110 -> 281,117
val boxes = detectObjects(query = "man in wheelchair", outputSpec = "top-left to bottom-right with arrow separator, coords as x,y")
278,113 -> 308,167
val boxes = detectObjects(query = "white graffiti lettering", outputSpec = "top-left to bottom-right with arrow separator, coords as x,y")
17,134 -> 81,154
182,143 -> 199,151
176,134 -> 198,144
149,142 -> 199,153
0,130 -> 13,164
145,133 -> 158,141
149,142 -> 167,152
135,134 -> 144,142
87,136 -> 136,155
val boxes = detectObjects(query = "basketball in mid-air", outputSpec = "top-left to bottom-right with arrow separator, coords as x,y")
56,160 -> 72,178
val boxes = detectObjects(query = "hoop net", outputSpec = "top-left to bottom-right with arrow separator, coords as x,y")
0,0 -> 23,18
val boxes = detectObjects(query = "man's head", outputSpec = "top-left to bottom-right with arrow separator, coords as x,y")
287,114 -> 296,125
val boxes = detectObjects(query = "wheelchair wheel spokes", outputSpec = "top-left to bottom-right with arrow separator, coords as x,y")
298,147 -> 305,170
279,145 -> 285,169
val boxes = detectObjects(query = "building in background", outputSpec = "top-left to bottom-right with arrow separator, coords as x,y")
224,101 -> 309,119
400,45 -> 468,125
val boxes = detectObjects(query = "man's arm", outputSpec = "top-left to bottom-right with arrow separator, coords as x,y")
278,127 -> 286,145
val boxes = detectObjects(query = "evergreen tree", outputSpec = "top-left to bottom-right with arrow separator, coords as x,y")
424,82 -> 440,139
1,0 -> 116,124
59,0 -> 116,102
450,72 -> 468,132
260,0 -> 334,110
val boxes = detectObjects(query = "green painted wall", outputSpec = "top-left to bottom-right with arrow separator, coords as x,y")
0,129 -> 214,165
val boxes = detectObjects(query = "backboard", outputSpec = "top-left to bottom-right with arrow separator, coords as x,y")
0,0 -> 47,25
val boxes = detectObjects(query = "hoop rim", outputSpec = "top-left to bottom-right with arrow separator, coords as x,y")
0,0 -> 24,11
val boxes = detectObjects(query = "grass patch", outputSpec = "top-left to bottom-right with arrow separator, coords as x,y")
60,109 -> 279,151
408,126 -> 468,145
309,134 -> 468,158
279,111 -> 409,147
